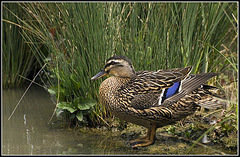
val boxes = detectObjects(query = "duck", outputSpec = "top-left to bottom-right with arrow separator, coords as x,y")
91,55 -> 225,148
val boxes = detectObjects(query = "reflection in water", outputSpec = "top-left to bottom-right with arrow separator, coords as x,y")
2,85 -> 236,155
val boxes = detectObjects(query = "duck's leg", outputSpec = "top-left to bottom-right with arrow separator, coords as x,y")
130,129 -> 151,143
131,124 -> 157,148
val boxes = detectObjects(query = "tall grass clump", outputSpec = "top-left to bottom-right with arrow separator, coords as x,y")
187,4 -> 238,152
19,3 -> 112,126
2,3 -> 39,88
11,2 -> 237,128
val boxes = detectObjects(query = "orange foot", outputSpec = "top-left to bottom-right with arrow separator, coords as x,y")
130,124 -> 157,148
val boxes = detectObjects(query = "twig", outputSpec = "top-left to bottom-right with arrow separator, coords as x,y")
8,63 -> 47,120
19,75 -> 45,88
48,59 -> 60,123
202,108 -> 224,119
93,110 -> 109,127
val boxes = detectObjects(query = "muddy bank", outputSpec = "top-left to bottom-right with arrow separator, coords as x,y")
74,108 -> 237,155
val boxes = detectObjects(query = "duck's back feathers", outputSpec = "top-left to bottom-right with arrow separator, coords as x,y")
119,67 -> 192,109
120,68 -> 220,110
128,66 -> 192,92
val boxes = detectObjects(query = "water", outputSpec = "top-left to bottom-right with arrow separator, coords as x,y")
2,85 -> 237,155
2,85 -> 129,155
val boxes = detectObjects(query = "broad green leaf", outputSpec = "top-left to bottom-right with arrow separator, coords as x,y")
77,99 -> 96,110
57,102 -> 77,113
78,104 -> 91,110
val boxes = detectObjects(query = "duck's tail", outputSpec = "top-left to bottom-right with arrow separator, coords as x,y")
194,85 -> 227,109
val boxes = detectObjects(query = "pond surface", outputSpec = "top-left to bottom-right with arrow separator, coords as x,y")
2,85 -> 131,155
2,85 -> 237,155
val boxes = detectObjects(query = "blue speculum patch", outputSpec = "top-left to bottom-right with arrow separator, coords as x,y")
165,82 -> 181,99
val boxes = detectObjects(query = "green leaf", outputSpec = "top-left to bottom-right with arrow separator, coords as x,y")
55,108 -> 64,117
76,111 -> 83,121
78,104 -> 91,110
77,99 -> 96,110
48,88 -> 56,95
57,102 -> 77,113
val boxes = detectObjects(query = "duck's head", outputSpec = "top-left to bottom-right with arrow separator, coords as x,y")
91,55 -> 136,80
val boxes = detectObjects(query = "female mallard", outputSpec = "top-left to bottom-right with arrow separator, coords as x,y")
91,55 -> 225,148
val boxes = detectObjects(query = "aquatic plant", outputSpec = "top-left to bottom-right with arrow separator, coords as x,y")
2,3 -> 39,88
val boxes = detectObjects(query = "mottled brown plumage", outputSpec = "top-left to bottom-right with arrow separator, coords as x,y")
91,55 -> 226,148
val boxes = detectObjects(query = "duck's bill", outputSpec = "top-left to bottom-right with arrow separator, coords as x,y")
91,69 -> 108,80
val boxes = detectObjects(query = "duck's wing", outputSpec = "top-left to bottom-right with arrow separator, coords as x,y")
161,73 -> 219,107
119,72 -> 224,122
119,66 -> 192,109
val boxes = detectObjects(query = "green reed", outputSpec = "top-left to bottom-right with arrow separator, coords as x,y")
2,3 -> 38,88
7,2 -> 237,127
